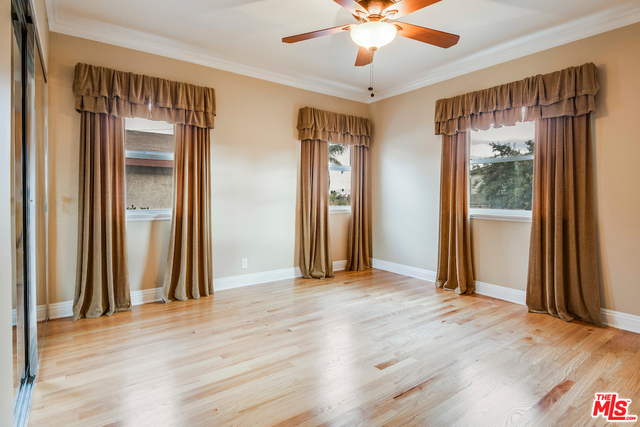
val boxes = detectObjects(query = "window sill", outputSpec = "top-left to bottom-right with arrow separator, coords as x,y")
329,206 -> 351,214
126,209 -> 172,222
470,209 -> 532,222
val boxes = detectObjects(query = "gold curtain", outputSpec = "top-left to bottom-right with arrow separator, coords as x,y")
162,124 -> 213,302
73,63 -> 216,128
526,115 -> 603,327
434,63 -> 598,136
297,106 -> 372,147
433,62 -> 601,325
435,132 -> 474,294
297,107 -> 372,278
299,140 -> 333,279
346,145 -> 371,271
73,112 -> 131,319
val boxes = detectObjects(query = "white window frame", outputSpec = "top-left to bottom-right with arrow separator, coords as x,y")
469,138 -> 533,223
125,150 -> 174,222
329,163 -> 351,214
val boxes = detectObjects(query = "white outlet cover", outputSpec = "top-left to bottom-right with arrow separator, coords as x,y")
241,258 -> 248,269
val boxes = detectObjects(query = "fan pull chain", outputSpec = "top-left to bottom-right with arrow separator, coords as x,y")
368,53 -> 375,98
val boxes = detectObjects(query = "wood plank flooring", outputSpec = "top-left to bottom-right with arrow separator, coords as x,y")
29,269 -> 640,426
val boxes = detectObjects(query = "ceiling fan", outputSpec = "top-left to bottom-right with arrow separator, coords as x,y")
283,0 -> 460,66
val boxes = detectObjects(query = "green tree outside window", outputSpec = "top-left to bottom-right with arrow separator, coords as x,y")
470,140 -> 534,210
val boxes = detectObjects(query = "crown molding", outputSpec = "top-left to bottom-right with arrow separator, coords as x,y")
44,0 -> 370,103
45,0 -> 640,105
373,3 -> 640,101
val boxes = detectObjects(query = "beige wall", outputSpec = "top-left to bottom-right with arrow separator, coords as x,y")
127,221 -> 171,291
370,22 -> 640,316
0,0 -> 15,422
48,33 -> 364,302
43,18 -> 640,316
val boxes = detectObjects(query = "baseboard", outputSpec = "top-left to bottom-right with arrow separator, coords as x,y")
45,301 -> 73,321
333,259 -> 347,272
371,258 -> 640,334
12,287 -> 166,324
212,267 -> 303,292
213,260 -> 347,291
130,287 -> 164,305
15,261 -> 349,323
24,260 -> 637,333
12,305 -> 58,326
371,259 -> 437,282
601,309 -> 640,334
474,280 -> 527,306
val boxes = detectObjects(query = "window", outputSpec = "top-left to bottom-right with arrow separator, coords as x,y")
470,120 -> 535,221
329,143 -> 351,213
124,118 -> 174,221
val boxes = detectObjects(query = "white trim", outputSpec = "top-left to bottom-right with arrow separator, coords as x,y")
45,300 -> 73,320
329,206 -> 351,214
371,258 -> 640,334
601,309 -> 640,335
333,259 -> 347,272
12,288 -> 165,324
126,209 -> 172,222
470,209 -> 532,223
371,259 -> 437,282
44,1 -> 640,104
374,4 -> 640,101
12,261 -> 640,334
11,261 -> 349,324
474,280 -> 527,306
45,0 -> 368,103
213,259 -> 347,291
213,267 -> 303,292
10,301 -> 74,323
130,287 -> 164,306
12,304 -> 62,325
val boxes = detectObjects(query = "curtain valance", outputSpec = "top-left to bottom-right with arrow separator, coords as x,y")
297,107 -> 372,147
73,63 -> 216,129
434,62 -> 599,136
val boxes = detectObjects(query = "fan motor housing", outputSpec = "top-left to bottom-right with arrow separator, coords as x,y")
357,0 -> 396,16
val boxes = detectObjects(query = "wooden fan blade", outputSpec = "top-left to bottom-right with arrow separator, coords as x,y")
282,25 -> 352,43
355,46 -> 374,66
383,0 -> 442,19
333,0 -> 368,15
394,22 -> 460,48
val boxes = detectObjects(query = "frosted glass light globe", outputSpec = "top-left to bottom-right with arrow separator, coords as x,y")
350,21 -> 397,51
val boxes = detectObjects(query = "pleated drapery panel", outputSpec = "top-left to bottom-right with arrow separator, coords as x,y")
297,106 -> 372,147
73,112 -> 131,320
436,132 -> 474,294
434,63 -> 599,136
526,115 -> 603,327
347,145 -> 371,271
162,124 -> 213,302
73,63 -> 216,128
299,140 -> 334,279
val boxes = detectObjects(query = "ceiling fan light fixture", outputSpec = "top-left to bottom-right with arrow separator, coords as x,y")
350,21 -> 397,51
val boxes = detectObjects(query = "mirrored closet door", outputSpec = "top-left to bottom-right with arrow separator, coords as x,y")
11,0 -> 48,424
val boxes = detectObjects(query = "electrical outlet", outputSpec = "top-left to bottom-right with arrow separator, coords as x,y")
241,258 -> 248,269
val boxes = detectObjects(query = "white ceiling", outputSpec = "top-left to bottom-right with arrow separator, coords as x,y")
46,0 -> 640,102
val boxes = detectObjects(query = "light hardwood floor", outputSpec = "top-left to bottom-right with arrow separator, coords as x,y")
29,269 -> 640,426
